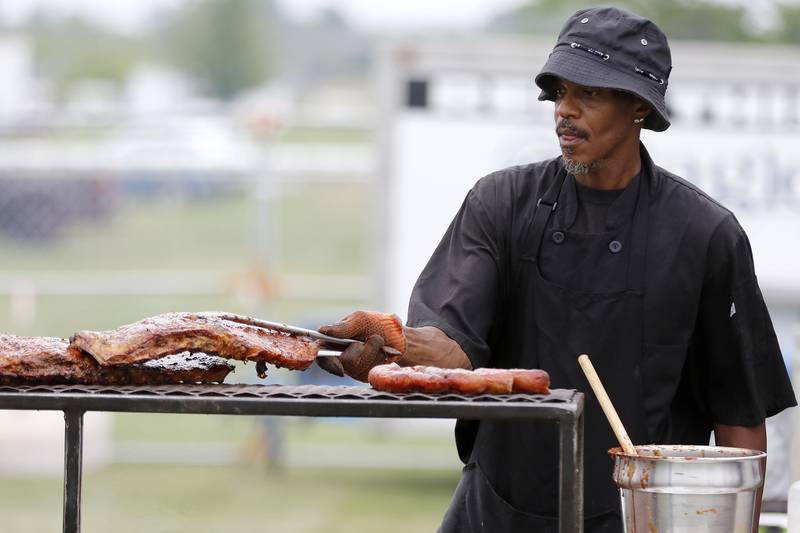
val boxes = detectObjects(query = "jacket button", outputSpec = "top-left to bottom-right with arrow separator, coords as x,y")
552,231 -> 566,244
609,240 -> 622,253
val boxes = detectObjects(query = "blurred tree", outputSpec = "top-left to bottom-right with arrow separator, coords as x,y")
777,5 -> 800,43
314,6 -> 349,30
27,12 -> 150,99
487,0 -> 790,43
159,0 -> 272,100
273,5 -> 368,83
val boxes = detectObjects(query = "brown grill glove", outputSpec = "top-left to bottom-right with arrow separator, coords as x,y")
316,311 -> 406,382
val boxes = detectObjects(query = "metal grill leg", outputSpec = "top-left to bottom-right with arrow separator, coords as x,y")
63,410 -> 84,533
558,413 -> 584,533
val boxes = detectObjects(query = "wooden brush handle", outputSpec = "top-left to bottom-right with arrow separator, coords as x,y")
577,354 -> 637,456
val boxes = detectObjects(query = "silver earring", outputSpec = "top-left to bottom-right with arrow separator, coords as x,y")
633,118 -> 644,124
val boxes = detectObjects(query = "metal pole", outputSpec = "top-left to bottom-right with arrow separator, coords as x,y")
558,410 -> 584,533
63,410 -> 85,533
371,39 -> 400,311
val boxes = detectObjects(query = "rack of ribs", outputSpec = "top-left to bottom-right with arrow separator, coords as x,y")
70,312 -> 320,370
0,334 -> 233,385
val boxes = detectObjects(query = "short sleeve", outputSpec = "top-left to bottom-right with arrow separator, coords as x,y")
693,216 -> 796,427
407,186 -> 504,369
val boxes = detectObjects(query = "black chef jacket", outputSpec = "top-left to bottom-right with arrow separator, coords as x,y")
407,143 -> 796,529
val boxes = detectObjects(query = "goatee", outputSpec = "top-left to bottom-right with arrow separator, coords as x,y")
562,156 -> 606,175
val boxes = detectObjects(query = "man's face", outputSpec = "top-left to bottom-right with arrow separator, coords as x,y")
553,79 -> 642,174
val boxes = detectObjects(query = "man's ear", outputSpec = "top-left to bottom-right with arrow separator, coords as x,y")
634,99 -> 652,122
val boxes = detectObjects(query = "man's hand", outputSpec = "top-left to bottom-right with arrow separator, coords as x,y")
315,311 -> 406,382
316,335 -> 387,381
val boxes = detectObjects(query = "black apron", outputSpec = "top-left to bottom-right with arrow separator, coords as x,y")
440,168 -> 651,533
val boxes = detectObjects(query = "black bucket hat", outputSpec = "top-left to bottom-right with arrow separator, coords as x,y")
535,7 -> 672,132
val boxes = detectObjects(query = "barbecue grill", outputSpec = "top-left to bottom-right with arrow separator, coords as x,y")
0,383 -> 584,533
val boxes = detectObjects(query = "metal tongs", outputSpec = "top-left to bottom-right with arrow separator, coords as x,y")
209,313 -> 401,358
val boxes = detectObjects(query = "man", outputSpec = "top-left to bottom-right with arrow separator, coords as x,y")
317,7 -> 796,532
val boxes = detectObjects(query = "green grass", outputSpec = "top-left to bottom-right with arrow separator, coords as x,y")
0,414 -> 459,532
112,413 -> 453,448
0,194 -> 251,272
0,463 -> 787,533
278,182 -> 369,276
0,182 -> 367,276
0,180 -> 370,338
113,412 -> 255,443
0,465 -> 458,533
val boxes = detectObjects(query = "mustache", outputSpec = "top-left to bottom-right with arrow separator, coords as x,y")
556,119 -> 588,138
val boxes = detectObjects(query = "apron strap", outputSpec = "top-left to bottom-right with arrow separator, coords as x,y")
528,170 -> 568,263
626,164 -> 651,292
523,163 -> 650,292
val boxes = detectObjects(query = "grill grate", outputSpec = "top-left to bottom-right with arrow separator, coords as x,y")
0,382 -> 584,533
0,383 -> 575,404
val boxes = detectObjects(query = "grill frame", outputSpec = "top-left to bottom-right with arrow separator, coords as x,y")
0,383 -> 584,533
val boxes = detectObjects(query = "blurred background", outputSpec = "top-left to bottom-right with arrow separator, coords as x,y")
0,0 -> 797,531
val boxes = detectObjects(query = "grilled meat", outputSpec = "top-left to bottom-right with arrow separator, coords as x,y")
70,312 -> 320,369
368,363 -> 550,395
0,334 -> 233,385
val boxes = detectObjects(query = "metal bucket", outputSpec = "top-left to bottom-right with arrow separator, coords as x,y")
610,445 -> 766,533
